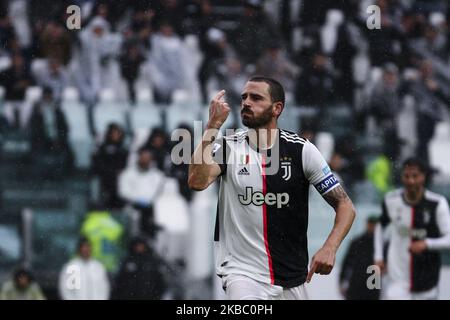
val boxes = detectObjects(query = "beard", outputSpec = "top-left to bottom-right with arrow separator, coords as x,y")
241,106 -> 273,128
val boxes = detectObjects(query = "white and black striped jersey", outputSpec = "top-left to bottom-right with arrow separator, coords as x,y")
211,129 -> 340,288
375,189 -> 450,292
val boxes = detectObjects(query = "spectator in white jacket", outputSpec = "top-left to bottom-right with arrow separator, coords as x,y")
149,21 -> 186,104
59,237 -> 110,300
119,147 -> 166,238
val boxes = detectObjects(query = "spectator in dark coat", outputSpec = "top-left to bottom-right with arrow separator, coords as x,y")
112,237 -> 167,300
0,52 -> 33,102
142,127 -> 170,172
29,87 -> 73,173
295,52 -> 336,108
119,38 -> 146,104
339,216 -> 380,300
231,0 -> 281,65
91,123 -> 129,208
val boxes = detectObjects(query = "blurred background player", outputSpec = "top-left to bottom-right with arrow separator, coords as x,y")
375,158 -> 450,299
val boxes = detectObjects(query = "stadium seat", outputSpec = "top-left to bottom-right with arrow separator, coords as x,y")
98,87 -> 117,104
93,103 -> 128,137
62,86 -> 80,103
0,56 -> 11,72
129,105 -> 162,133
25,86 -> 43,104
166,104 -> 203,133
136,87 -> 153,106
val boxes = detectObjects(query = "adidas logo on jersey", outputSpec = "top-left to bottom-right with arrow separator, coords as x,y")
238,167 -> 250,175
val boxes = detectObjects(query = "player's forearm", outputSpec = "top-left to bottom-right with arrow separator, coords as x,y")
426,233 -> 450,250
188,127 -> 220,190
323,199 -> 356,252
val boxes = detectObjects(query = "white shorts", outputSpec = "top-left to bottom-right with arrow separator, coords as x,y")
222,274 -> 309,300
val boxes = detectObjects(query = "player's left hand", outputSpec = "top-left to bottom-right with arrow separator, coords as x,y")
409,240 -> 427,254
306,246 -> 336,283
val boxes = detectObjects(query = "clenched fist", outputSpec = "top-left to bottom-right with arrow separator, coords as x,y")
207,90 -> 230,130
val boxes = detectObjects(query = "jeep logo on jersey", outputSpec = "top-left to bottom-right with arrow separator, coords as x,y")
238,187 -> 289,208
281,161 -> 291,181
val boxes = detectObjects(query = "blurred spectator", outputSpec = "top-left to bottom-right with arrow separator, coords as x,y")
334,135 -> 365,188
255,41 -> 299,93
170,124 -> 194,202
38,20 -> 73,66
198,27 -> 228,104
80,202 -> 124,274
367,63 -> 402,161
34,58 -> 69,101
28,0 -> 71,27
142,127 -> 171,172
91,123 -> 129,209
152,0 -> 186,37
150,21 -> 186,104
329,152 -> 346,187
332,20 -> 358,105
339,216 -> 380,300
412,23 -> 448,60
366,154 -> 393,198
231,0 -> 281,65
363,0 -> 404,67
119,39 -> 146,104
0,11 -> 15,55
29,87 -> 74,173
59,237 -> 110,300
298,0 -> 333,27
0,52 -> 33,102
118,147 -> 165,238
0,268 -> 46,300
78,16 -> 116,104
404,60 -> 448,165
294,52 -> 336,108
112,237 -> 167,300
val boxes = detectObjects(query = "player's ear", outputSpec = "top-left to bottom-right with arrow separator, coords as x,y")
274,102 -> 284,118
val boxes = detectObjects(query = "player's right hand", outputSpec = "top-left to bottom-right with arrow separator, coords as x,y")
207,90 -> 230,129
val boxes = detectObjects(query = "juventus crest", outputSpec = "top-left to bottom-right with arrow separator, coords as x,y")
281,161 -> 292,181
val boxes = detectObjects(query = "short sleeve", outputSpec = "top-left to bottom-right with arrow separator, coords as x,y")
302,140 -> 340,195
212,137 -> 228,176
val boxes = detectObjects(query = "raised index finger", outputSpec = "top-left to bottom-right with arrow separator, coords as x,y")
306,261 -> 317,283
213,90 -> 226,102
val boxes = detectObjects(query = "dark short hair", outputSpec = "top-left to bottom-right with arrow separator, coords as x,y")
402,157 -> 428,174
248,76 -> 285,106
14,268 -> 33,282
77,237 -> 91,252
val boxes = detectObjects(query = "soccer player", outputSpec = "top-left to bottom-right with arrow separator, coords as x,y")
188,76 -> 356,300
374,158 -> 450,299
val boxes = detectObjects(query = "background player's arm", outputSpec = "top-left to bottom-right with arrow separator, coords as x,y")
188,90 -> 230,191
